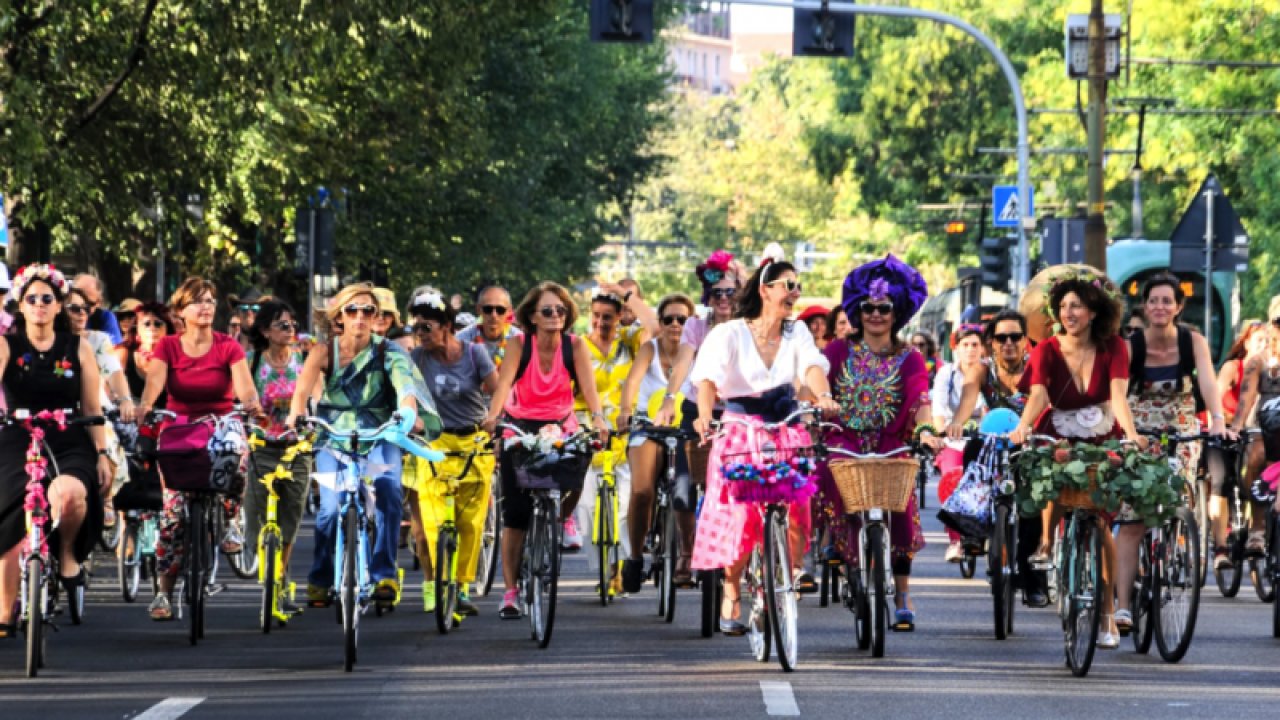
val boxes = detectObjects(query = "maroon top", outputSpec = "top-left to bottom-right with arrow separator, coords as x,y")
1020,334 -> 1129,439
153,332 -> 246,418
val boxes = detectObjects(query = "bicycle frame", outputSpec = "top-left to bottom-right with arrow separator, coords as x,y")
248,430 -> 313,627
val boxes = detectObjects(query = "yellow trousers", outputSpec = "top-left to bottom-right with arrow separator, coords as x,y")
411,432 -> 495,586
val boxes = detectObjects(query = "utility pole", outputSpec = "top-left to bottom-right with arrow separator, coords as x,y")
1084,0 -> 1108,270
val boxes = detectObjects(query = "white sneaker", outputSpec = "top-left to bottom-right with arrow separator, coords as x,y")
1097,630 -> 1120,650
944,541 -> 964,563
562,517 -> 583,551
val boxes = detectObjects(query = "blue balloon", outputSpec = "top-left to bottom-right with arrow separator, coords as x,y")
981,407 -> 1021,435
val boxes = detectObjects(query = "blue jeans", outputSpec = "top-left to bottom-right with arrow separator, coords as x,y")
308,442 -> 403,587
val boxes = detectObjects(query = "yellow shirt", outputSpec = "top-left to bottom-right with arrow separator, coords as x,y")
573,325 -> 644,423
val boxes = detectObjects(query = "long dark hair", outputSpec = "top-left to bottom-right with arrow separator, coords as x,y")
735,260 -> 796,335
247,299 -> 298,355
12,277 -> 72,334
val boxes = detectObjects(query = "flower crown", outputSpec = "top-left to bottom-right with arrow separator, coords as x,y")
12,263 -> 70,300
1041,266 -> 1124,326
591,287 -> 623,304
695,249 -> 736,286
408,290 -> 446,313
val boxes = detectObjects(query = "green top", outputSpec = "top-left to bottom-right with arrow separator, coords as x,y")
316,334 -> 442,451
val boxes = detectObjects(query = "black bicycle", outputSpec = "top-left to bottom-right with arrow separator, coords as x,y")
632,419 -> 699,623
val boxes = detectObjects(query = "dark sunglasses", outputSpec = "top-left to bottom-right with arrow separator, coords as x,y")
65,304 -> 90,315
1271,317 -> 1280,328
239,303 -> 260,313
24,294 -> 55,306
413,322 -> 440,334
765,279 -> 802,294
273,321 -> 299,332
992,332 -> 1025,345
141,320 -> 167,329
708,288 -> 736,300
859,301 -> 894,316
343,303 -> 378,318
481,305 -> 508,316
539,305 -> 568,318
660,314 -> 689,327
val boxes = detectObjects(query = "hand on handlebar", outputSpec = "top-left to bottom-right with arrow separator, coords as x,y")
653,401 -> 675,428
918,431 -> 945,451
1008,425 -> 1029,446
693,416 -> 713,445
1125,433 -> 1151,451
814,394 -> 839,416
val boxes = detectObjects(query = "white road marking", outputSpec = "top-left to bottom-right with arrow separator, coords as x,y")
760,681 -> 800,716
134,697 -> 205,720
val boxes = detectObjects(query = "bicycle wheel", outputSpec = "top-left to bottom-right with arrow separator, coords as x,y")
595,483 -> 615,606
1250,556 -> 1275,602
228,502 -> 258,580
866,523 -> 888,658
100,511 -> 122,552
531,502 -> 561,649
341,505 -> 360,672
845,563 -> 870,650
1064,518 -> 1100,677
959,553 -> 976,579
435,527 -> 459,634
746,547 -> 770,662
260,532 -> 279,634
990,504 -> 1014,640
25,556 -> 45,678
764,509 -> 798,672
120,518 -> 142,602
1215,528 -> 1244,598
1195,478 -> 1210,589
1155,508 -> 1200,662
1132,537 -> 1154,654
1270,512 -> 1280,638
186,496 -> 206,647
699,569 -> 719,638
477,476 -> 500,598
661,501 -> 678,623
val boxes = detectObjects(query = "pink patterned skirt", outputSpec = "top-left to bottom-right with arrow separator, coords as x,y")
691,412 -> 813,571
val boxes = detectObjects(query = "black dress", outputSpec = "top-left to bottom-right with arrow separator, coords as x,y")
0,332 -> 100,562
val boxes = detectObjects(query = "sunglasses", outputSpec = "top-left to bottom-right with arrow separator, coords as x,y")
343,303 -> 378,318
273,321 -> 299,332
65,304 -> 89,315
1271,317 -> 1280,328
992,332 -> 1025,345
24,294 -> 55,306
708,288 -> 736,300
539,305 -> 568,318
660,314 -> 689,327
765,279 -> 802,294
481,305 -> 508,316
141,320 -> 167,329
414,322 -> 440,334
859,301 -> 894,316
239,304 -> 260,313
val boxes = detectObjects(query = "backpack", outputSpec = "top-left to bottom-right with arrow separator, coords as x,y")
1128,324 -> 1205,413
513,331 -> 578,391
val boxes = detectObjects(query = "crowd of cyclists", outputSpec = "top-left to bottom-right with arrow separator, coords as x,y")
0,246 -> 1278,674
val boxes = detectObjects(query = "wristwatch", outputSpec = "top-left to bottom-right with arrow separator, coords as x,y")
663,392 -> 678,402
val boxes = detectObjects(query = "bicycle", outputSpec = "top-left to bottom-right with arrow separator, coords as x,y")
422,436 -> 493,634
246,427 -> 313,633
1206,432 -> 1251,598
106,409 -> 161,604
475,466 -> 502,597
300,413 -> 439,671
816,433 -> 922,659
1265,506 -> 1280,637
591,434 -> 625,606
1128,430 -> 1202,663
7,408 -> 106,677
631,418 -> 699,623
711,405 -> 818,672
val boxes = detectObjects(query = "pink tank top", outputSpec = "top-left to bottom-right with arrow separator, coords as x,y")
506,333 -> 577,426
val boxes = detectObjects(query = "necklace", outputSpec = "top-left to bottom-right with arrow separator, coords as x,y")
747,320 -> 781,347
656,339 -> 677,378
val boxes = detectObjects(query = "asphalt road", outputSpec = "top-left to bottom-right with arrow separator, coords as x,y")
3,487 -> 1280,720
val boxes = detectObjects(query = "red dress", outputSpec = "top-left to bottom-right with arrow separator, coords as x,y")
1020,335 -> 1129,442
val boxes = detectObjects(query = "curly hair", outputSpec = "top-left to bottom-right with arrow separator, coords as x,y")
1049,277 -> 1123,344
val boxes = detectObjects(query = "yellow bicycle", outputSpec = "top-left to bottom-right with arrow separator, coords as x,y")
423,437 -> 493,634
248,429 -> 313,633
593,434 -> 625,606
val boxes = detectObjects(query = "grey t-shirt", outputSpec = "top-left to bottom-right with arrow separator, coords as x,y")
412,343 -> 496,429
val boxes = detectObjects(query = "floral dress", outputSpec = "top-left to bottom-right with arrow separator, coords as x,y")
1130,365 -> 1200,491
817,339 -> 930,570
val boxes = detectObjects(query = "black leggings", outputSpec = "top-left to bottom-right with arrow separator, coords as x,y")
499,442 -> 536,531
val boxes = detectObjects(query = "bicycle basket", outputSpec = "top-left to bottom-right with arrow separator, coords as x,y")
828,458 -> 918,513
510,447 -> 591,492
687,441 -> 711,489
113,463 -> 164,511
721,446 -> 818,505
1055,467 -> 1102,511
156,421 -> 243,494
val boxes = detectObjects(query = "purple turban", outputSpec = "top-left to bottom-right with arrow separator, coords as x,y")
841,254 -> 929,333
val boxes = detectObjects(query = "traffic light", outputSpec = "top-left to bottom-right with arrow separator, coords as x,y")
590,0 -> 654,44
944,220 -> 969,235
980,235 -> 1014,290
793,1 -> 855,58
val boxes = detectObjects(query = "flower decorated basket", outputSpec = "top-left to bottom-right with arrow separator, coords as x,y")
1011,439 -> 1184,526
721,446 -> 818,505
504,425 -> 594,492
829,457 -> 919,513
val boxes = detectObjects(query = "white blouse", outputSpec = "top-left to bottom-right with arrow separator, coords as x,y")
689,318 -> 829,400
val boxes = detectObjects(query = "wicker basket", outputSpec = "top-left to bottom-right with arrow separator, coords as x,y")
829,458 -> 919,514
1055,468 -> 1102,510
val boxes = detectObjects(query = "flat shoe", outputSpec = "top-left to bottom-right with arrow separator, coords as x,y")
59,566 -> 88,591
794,570 -> 818,594
719,617 -> 747,635
1097,631 -> 1120,649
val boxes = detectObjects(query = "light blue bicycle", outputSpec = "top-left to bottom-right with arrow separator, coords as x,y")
301,412 -> 441,672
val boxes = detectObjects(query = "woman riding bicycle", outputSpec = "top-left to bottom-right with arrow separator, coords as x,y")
689,245 -> 837,634
816,255 -> 936,630
136,277 -> 264,621
932,323 -> 986,563
1008,269 -> 1147,650
406,288 -> 498,618
482,281 -> 607,620
0,264 -> 113,639
242,299 -> 312,615
287,282 -> 441,611
618,293 -> 698,593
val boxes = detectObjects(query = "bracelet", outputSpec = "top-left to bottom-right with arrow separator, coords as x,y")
819,392 -> 834,399
97,448 -> 110,457
912,423 -> 939,441
663,392 -> 678,402
1211,413 -> 1225,421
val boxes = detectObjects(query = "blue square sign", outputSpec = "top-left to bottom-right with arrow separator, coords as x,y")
0,193 -> 7,248
992,185 -> 1033,229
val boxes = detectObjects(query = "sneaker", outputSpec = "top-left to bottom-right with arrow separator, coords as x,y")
1247,530 -> 1267,557
1115,608 -> 1133,635
499,589 -> 522,619
562,517 -> 583,552
422,581 -> 437,613
944,541 -> 964,563
374,579 -> 401,606
307,584 -> 332,608
1214,551 -> 1233,570
621,557 -> 645,594
457,589 -> 479,617
1097,630 -> 1120,650
148,594 -> 174,621
221,523 -> 244,554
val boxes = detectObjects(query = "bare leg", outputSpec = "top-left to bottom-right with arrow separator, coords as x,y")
1114,523 -> 1144,612
721,552 -> 749,619
0,545 -> 18,625
501,528 -> 526,592
1099,518 -> 1117,634
48,474 -> 87,577
625,442 -> 659,561
1039,502 -> 1062,555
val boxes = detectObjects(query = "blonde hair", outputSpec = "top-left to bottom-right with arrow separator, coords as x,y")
1268,295 -> 1280,322
320,282 -> 380,336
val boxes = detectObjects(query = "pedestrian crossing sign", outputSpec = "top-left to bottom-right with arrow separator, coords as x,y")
992,185 -> 1032,229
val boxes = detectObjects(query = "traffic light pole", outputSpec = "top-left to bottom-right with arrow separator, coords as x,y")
725,1 -> 1033,298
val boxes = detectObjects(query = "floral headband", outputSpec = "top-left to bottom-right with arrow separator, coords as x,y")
408,290 -> 446,313
1042,266 -> 1124,330
12,263 -> 70,300
757,243 -> 787,289
695,249 -> 736,286
591,287 -> 624,305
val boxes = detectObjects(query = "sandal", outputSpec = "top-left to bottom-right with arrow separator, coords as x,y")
793,569 -> 818,594
674,555 -> 696,588
148,594 -> 174,621
1029,543 -> 1052,568
720,593 -> 746,636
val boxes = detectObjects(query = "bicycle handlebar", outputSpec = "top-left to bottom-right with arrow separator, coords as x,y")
300,414 -> 444,462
